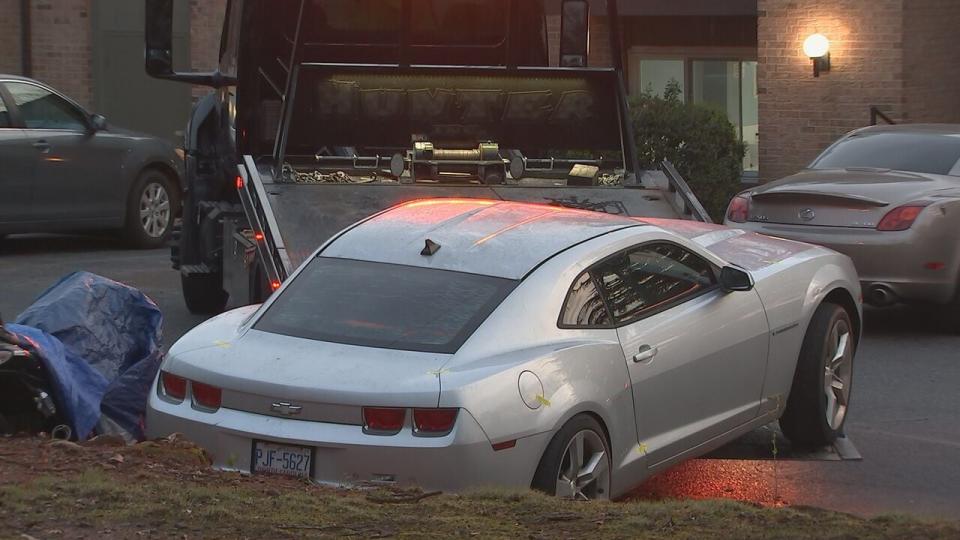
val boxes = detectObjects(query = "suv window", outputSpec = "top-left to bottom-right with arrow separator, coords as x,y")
559,271 -> 611,327
591,243 -> 716,326
255,257 -> 517,354
6,82 -> 88,131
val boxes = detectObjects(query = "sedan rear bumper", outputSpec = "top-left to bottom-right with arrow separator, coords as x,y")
146,387 -> 550,492
731,222 -> 959,304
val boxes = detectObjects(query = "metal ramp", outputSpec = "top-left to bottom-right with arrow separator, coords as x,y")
262,180 -> 681,273
707,423 -> 862,461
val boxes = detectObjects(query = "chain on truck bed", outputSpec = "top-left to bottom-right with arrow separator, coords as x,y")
279,164 -> 624,186
280,164 -> 379,184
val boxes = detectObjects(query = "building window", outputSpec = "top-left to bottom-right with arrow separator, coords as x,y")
637,59 -> 685,101
630,54 -> 759,177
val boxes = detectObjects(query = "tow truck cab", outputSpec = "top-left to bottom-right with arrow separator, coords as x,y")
146,0 -> 710,314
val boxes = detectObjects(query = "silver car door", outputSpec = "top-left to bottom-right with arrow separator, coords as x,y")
5,81 -> 123,223
0,84 -> 35,226
592,241 -> 769,468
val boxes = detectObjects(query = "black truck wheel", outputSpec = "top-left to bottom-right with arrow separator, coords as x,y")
780,303 -> 855,447
182,273 -> 229,314
125,169 -> 180,249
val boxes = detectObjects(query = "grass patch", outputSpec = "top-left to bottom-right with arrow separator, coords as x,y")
3,471 -> 959,539
0,437 -> 957,539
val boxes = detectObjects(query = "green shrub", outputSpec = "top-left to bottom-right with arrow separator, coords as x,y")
631,82 -> 746,222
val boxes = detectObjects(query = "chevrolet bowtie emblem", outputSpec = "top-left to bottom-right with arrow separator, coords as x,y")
270,401 -> 303,416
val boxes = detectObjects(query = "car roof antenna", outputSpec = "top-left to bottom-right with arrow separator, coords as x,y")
421,239 -> 442,256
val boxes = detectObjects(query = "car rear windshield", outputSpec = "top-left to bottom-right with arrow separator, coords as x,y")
255,258 -> 517,354
811,131 -> 960,176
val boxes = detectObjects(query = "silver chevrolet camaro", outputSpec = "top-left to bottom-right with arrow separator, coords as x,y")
147,199 -> 862,500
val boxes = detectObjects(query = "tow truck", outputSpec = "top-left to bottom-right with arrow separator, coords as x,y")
145,0 -> 711,314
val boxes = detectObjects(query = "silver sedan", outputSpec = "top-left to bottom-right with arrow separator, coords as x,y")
725,124 -> 960,325
147,199 -> 861,500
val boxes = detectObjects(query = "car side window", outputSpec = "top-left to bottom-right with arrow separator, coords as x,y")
0,89 -> 10,128
559,271 -> 611,327
6,82 -> 88,131
593,242 -> 717,326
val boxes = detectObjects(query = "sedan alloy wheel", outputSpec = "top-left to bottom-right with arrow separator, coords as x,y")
555,429 -> 610,500
140,181 -> 172,239
824,318 -> 853,430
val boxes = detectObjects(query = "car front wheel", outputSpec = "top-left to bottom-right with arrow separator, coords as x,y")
780,302 -> 855,447
125,170 -> 179,249
531,414 -> 611,500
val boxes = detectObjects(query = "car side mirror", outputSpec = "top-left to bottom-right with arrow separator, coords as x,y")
720,266 -> 754,292
90,114 -> 107,131
145,0 -> 235,87
560,0 -> 590,68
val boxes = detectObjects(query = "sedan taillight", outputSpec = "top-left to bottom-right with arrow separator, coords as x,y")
413,408 -> 459,435
877,203 -> 930,231
160,371 -> 187,401
726,195 -> 751,223
192,381 -> 223,410
363,407 -> 406,434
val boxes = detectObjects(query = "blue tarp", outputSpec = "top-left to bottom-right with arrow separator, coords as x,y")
8,272 -> 163,440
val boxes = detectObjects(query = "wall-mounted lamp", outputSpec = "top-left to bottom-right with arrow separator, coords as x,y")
803,33 -> 831,77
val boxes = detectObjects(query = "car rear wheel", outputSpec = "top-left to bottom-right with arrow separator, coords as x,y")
531,414 -> 611,500
780,303 -> 855,447
125,170 -> 180,249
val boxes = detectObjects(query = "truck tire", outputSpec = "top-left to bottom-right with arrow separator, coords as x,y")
125,169 -> 180,249
780,303 -> 855,447
181,274 -> 228,315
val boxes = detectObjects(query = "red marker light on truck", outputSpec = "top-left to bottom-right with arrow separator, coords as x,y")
413,408 -> 458,434
254,232 -> 265,241
271,280 -> 281,290
236,176 -> 244,190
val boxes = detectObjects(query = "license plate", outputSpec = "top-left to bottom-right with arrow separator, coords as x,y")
252,441 -> 313,479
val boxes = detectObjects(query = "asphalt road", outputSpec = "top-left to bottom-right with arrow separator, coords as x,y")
1,233 -> 958,519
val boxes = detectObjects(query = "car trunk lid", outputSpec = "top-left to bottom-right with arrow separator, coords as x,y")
166,329 -> 446,421
747,168 -> 940,228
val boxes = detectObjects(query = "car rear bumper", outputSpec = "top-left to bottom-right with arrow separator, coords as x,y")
146,387 -> 550,492
731,222 -> 959,304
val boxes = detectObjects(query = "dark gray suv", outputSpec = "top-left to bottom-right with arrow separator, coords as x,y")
0,75 -> 183,248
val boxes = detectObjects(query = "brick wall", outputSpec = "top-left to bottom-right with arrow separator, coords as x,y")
30,0 -> 94,108
757,0 -> 906,182
902,0 -> 960,123
0,0 -> 21,75
546,14 -> 613,68
189,0 -> 226,98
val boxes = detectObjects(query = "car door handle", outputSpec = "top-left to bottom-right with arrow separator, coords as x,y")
633,345 -> 659,364
32,140 -> 50,153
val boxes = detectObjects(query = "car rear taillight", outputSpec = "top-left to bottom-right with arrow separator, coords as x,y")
413,408 -> 458,435
160,371 -> 187,401
726,195 -> 751,223
876,203 -> 930,231
191,381 -> 223,410
363,407 -> 406,434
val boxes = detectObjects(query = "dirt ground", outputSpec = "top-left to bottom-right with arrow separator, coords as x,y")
1,435 -> 957,540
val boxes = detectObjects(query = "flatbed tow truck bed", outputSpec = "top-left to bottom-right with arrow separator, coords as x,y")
237,157 -> 700,293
